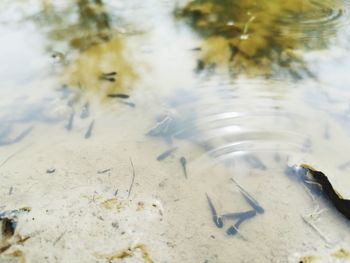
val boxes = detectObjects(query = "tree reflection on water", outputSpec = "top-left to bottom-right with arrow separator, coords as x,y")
32,0 -> 139,93
175,0 -> 343,78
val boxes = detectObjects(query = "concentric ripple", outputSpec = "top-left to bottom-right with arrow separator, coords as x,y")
170,76 -> 313,168
277,0 -> 350,39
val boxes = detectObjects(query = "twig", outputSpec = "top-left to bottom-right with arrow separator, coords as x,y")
301,214 -> 331,244
0,144 -> 31,169
128,158 -> 136,198
53,231 -> 67,246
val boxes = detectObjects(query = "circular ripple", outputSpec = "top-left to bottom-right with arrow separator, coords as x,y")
277,0 -> 350,39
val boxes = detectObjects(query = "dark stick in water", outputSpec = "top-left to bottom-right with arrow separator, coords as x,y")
300,164 -> 350,220
243,154 -> 267,170
84,120 -> 95,139
156,147 -> 177,161
180,157 -> 187,178
206,194 -> 223,228
127,158 -> 136,198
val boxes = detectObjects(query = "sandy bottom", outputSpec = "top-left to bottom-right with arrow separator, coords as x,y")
0,100 -> 350,263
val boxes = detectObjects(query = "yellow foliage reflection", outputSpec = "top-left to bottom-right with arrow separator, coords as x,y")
176,0 -> 343,77
63,37 -> 137,93
34,0 -> 139,93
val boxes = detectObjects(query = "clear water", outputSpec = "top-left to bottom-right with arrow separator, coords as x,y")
1,1 -> 350,262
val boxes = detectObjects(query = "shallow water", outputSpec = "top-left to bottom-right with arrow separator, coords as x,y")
1,0 -> 350,262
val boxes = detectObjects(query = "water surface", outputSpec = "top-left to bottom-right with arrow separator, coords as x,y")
1,1 -> 350,262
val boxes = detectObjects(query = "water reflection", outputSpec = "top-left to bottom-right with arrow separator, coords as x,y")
175,0 -> 347,77
28,0 -> 139,93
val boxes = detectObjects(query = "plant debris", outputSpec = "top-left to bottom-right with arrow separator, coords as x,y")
100,198 -> 124,210
299,164 -> 350,220
95,243 -> 154,263
128,158 -> 136,198
331,248 -> 350,259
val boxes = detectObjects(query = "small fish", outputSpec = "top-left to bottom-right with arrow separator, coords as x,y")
180,157 -> 187,179
120,101 -> 136,108
274,152 -> 281,163
66,112 -> 75,131
100,77 -> 116,82
107,94 -> 130,99
46,167 -> 56,174
99,72 -> 117,82
226,210 -> 256,236
101,72 -> 117,76
240,192 -> 264,214
229,43 -> 239,61
156,147 -> 177,161
97,168 -> 111,174
206,194 -> 223,228
196,59 -> 205,72
231,178 -> 264,214
51,51 -> 65,64
8,187 -> 13,195
84,120 -> 95,139
146,116 -> 171,137
301,138 -> 312,153
324,124 -> 330,140
243,154 -> 267,170
80,102 -> 90,119
221,210 -> 256,220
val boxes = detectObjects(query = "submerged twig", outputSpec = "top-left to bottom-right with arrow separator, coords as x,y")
301,214 -> 331,244
128,158 -> 136,198
53,231 -> 66,246
300,164 -> 350,220
0,144 -> 31,169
